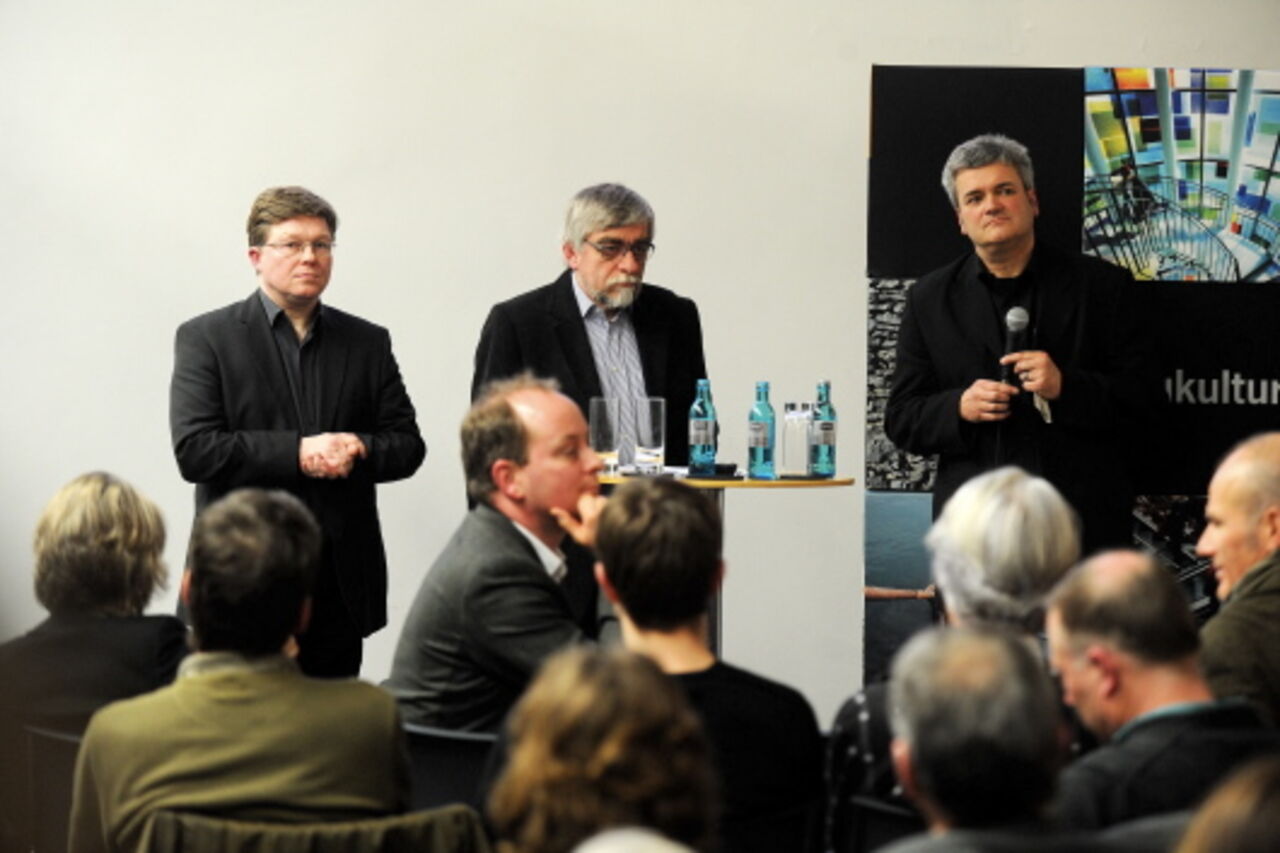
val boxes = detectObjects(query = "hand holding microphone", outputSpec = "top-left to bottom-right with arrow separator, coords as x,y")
998,306 -> 1063,400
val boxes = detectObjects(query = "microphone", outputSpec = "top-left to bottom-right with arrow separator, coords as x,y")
1000,306 -> 1030,386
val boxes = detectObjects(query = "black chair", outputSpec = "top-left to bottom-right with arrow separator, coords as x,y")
25,725 -> 83,853
831,793 -> 925,853
403,723 -> 498,811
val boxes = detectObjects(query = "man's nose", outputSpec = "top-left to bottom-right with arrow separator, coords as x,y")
618,249 -> 643,274
584,445 -> 603,473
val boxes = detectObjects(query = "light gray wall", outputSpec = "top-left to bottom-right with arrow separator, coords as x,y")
1,1 -> 1275,723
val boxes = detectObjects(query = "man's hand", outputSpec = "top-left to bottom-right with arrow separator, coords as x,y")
959,379 -> 1020,423
550,492 -> 608,548
1000,350 -> 1063,400
299,432 -> 368,478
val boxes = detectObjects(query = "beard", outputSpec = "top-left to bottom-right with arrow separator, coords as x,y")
593,275 -> 643,311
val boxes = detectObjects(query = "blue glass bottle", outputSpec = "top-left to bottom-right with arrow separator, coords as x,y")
747,381 -> 776,480
688,379 -> 717,476
808,380 -> 837,478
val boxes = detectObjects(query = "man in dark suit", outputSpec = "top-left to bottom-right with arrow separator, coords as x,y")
472,182 -> 707,467
170,186 -> 425,678
884,134 -> 1154,555
384,375 -> 607,732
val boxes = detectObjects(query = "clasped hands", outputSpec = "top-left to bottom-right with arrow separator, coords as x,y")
959,350 -> 1062,423
299,432 -> 367,478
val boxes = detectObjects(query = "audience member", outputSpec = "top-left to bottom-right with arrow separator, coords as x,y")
487,646 -> 716,853
1196,432 -> 1280,723
1047,550 -> 1280,829
0,472 -> 187,850
827,465 -> 1079,846
880,626 -> 1066,852
68,489 -> 408,853
385,374 -> 609,731
595,478 -> 822,851
572,828 -> 694,853
1174,755 -> 1280,853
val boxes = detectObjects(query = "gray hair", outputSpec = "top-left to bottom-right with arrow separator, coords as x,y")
925,466 -> 1079,632
941,134 -> 1035,209
889,626 -> 1060,827
562,183 -> 654,248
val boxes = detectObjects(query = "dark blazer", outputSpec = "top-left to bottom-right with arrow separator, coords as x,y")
884,244 -> 1156,553
169,292 -> 425,635
384,503 -> 585,733
472,271 -> 708,465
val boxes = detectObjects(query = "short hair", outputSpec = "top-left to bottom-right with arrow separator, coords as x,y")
246,186 -> 338,247
563,183 -> 655,249
185,489 -> 321,656
941,134 -> 1036,209
1049,551 -> 1199,664
596,479 -> 721,631
461,373 -> 561,504
33,472 -> 167,617
925,466 -> 1079,632
1175,755 -> 1280,853
488,646 -> 717,853
889,626 -> 1060,828
1216,432 -> 1280,522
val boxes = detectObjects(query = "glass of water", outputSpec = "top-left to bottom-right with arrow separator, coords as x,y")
589,397 -> 621,476
634,397 -> 666,475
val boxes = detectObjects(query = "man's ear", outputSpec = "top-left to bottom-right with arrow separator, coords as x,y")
1259,504 -> 1280,551
595,562 -> 621,605
890,737 -> 919,802
562,242 -> 581,270
491,458 -> 523,501
248,246 -> 263,273
1085,644 -> 1121,699
1028,186 -> 1041,217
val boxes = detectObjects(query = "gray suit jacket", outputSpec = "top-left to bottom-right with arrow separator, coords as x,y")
384,504 -> 585,732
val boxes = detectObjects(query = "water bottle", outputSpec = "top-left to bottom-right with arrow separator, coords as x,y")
808,379 -> 837,478
747,381 -> 776,480
688,379 -> 717,476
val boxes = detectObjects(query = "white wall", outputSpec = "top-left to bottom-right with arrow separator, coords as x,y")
1,0 -> 1275,723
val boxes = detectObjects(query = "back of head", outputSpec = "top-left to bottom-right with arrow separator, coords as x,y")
563,184 -> 655,248
889,626 -> 1060,828
462,373 -> 562,504
1175,755 -> 1280,853
1050,550 -> 1199,665
186,489 -> 321,656
246,186 -> 338,246
33,471 -> 166,617
489,646 -> 716,853
596,479 -> 721,631
941,134 -> 1036,208
925,466 -> 1079,631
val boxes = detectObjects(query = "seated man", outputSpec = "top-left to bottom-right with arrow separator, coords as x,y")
1047,550 -> 1280,829
69,489 -> 408,853
385,374 -> 608,732
1196,432 -> 1280,724
882,626 -> 1072,853
594,478 -> 823,852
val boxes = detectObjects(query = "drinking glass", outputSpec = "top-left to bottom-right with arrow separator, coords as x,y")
589,397 -> 621,476
634,397 -> 666,475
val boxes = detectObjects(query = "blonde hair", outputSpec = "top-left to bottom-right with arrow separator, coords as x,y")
33,472 -> 166,616
489,647 -> 716,853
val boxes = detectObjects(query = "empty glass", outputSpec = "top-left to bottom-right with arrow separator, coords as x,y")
634,397 -> 666,475
589,397 -> 621,476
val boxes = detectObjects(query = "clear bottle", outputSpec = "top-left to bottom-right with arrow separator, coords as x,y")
808,379 -> 837,478
688,379 -> 717,476
747,381 -> 776,480
780,402 -> 812,477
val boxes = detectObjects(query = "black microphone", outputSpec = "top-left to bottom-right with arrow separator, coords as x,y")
1000,306 -> 1030,386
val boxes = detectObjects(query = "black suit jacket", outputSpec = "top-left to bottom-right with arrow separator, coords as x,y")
169,292 -> 425,635
884,244 -> 1156,553
471,271 -> 708,465
384,503 -> 585,732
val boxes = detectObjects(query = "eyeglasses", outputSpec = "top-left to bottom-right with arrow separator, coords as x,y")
584,239 -> 656,262
261,241 -> 336,257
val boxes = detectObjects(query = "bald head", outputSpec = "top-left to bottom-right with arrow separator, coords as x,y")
1048,550 -> 1199,665
1198,433 -> 1280,601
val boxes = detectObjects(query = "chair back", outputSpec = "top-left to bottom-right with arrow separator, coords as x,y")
403,723 -> 498,811
145,804 -> 492,853
25,725 -> 84,853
